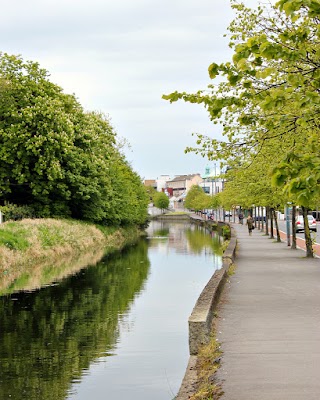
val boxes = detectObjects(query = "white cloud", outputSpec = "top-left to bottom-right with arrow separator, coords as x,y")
2,0 -> 260,178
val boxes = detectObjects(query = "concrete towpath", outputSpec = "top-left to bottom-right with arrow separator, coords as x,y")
215,222 -> 320,400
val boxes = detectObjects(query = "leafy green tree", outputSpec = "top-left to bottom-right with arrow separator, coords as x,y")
163,0 -> 320,255
153,192 -> 169,212
0,53 -> 148,226
272,150 -> 320,256
145,186 -> 157,202
184,185 -> 206,211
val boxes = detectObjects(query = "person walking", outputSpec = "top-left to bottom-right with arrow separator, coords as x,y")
246,215 -> 254,235
238,212 -> 244,225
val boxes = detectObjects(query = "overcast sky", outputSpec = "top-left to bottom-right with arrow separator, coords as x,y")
2,0 -> 259,179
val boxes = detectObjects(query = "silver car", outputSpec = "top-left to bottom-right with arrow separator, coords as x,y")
295,215 -> 317,232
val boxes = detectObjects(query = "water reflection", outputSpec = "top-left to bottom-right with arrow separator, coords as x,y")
0,221 -> 222,400
0,247 -> 107,296
148,220 -> 223,257
0,241 -> 150,400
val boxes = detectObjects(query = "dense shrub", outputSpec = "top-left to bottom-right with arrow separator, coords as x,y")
0,204 -> 35,221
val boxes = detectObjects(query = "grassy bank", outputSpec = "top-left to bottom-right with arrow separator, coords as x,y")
0,218 -> 144,294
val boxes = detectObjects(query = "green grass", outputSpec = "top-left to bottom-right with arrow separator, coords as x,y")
95,224 -> 118,236
38,225 -> 65,248
0,229 -> 30,251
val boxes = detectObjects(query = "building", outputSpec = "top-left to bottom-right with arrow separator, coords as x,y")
166,174 -> 202,198
143,179 -> 157,190
199,165 -> 224,195
156,175 -> 171,192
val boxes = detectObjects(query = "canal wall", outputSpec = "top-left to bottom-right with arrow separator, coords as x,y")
176,216 -> 237,400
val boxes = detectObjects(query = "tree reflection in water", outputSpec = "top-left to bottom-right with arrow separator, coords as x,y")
0,240 -> 150,400
0,221 -> 223,400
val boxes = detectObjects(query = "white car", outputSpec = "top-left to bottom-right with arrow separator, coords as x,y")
295,215 -> 317,232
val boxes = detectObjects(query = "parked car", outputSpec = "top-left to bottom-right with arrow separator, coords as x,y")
295,215 -> 317,232
224,211 -> 232,217
254,216 -> 266,222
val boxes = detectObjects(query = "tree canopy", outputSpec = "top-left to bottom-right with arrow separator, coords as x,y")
153,191 -> 169,211
0,53 -> 149,226
163,0 -> 320,256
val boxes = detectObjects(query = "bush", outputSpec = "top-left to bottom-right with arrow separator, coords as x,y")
221,225 -> 231,240
0,204 -> 35,221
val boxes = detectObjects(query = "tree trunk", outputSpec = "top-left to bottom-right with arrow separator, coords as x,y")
302,206 -> 314,258
291,205 -> 297,250
265,206 -> 269,235
270,208 -> 274,239
257,207 -> 261,230
261,206 -> 265,231
273,209 -> 281,242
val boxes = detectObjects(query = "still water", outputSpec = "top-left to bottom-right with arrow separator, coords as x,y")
0,221 -> 222,400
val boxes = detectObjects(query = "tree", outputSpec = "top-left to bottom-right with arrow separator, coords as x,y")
184,185 -> 207,211
0,53 -> 148,226
272,151 -> 320,256
153,192 -> 169,212
145,186 -> 157,202
163,0 -> 320,256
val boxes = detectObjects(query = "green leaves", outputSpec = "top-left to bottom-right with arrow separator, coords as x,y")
277,0 -> 320,17
0,53 -> 148,225
154,192 -> 169,211
162,0 -> 320,212
161,91 -> 184,103
272,149 -> 320,207
208,63 -> 220,79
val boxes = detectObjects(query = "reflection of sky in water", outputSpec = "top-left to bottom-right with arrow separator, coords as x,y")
67,221 -> 222,400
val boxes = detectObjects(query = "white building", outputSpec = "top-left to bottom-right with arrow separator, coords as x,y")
199,166 -> 224,195
156,175 -> 171,192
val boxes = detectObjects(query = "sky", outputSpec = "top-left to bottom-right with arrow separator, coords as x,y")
2,0 -> 258,179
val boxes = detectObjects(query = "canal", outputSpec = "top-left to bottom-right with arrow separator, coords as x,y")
0,220 -> 223,400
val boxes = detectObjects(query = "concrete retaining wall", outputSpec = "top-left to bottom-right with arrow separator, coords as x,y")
176,219 -> 237,399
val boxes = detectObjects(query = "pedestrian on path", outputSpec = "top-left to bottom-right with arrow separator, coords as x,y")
238,212 -> 244,225
246,215 -> 254,235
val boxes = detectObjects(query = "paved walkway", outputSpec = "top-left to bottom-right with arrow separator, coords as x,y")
215,223 -> 320,400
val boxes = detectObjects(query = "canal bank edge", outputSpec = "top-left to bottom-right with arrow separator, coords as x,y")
176,216 -> 237,400
0,220 -> 145,295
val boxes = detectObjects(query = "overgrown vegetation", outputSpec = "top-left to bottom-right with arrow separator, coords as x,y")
220,225 -> 231,240
227,262 -> 236,276
189,334 -> 223,400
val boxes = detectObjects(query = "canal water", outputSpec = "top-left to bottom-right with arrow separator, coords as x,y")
0,220 -> 222,400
